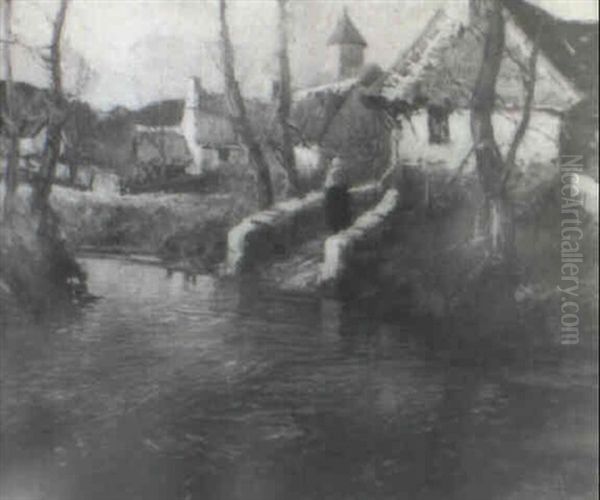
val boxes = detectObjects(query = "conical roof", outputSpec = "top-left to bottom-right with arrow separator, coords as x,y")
327,8 -> 367,47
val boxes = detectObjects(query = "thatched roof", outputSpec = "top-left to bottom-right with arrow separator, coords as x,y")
503,0 -> 598,99
132,94 -> 234,128
369,10 -> 460,108
292,87 -> 351,145
132,90 -> 242,128
290,64 -> 387,147
286,65 -> 390,176
133,99 -> 185,127
327,9 -> 367,47
131,80 -> 272,148
134,126 -> 191,166
290,77 -> 358,145
294,78 -> 357,101
188,92 -> 271,149
367,3 -> 583,112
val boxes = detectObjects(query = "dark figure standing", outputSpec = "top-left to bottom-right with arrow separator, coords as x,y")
324,157 -> 351,232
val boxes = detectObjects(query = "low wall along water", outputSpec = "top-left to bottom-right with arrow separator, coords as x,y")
226,184 -> 382,274
320,188 -> 400,286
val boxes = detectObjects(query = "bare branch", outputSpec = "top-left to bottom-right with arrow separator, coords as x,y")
503,44 -> 530,76
49,0 -> 68,96
502,25 -> 542,189
438,142 -> 477,195
286,120 -> 310,147
497,109 -> 557,143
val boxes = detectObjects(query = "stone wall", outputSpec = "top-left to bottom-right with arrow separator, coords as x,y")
319,188 -> 400,286
226,183 -> 381,274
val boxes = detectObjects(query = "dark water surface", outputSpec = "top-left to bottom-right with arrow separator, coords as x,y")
1,258 -> 597,500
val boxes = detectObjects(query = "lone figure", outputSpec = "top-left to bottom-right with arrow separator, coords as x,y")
324,157 -> 351,233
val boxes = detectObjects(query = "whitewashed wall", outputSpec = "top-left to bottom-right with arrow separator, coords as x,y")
391,109 -> 562,174
227,183 -> 381,274
181,105 -> 205,174
294,145 -> 323,180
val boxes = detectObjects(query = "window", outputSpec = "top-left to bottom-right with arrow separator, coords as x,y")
427,101 -> 451,144
218,148 -> 230,161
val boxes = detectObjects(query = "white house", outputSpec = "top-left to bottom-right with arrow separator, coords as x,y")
181,77 -> 247,175
130,77 -> 250,176
365,2 -> 583,189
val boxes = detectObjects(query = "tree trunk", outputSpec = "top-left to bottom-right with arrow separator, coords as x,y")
276,0 -> 300,196
68,158 -> 78,185
31,0 -> 69,229
2,0 -> 19,219
469,0 -> 514,260
32,112 -> 65,226
484,196 -> 515,260
218,0 -> 274,208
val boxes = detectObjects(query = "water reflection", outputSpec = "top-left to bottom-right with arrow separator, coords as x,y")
0,258 -> 595,500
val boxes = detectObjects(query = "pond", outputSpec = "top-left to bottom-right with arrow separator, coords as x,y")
0,257 -> 596,500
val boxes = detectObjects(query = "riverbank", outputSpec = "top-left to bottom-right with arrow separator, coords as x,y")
371,167 -> 598,354
0,184 -> 88,313
51,185 -> 254,260
0,173 -> 257,309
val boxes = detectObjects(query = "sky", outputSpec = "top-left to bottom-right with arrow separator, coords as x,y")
2,0 -> 598,110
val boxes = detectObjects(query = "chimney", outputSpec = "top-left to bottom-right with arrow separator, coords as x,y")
186,76 -> 202,109
272,80 -> 281,101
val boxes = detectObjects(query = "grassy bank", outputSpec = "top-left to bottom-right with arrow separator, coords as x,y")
1,184 -> 88,313
49,165 -> 261,269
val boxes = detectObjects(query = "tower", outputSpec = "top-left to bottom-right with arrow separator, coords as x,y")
327,7 -> 367,80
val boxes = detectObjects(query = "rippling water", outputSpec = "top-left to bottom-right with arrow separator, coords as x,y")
1,258 -> 596,500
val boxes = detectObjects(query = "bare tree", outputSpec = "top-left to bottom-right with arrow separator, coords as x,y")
218,0 -> 274,208
62,54 -> 95,186
1,0 -> 86,305
275,0 -> 300,196
470,0 -> 508,256
1,0 -> 19,219
470,0 -> 541,262
62,99 -> 96,186
31,0 -> 70,226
